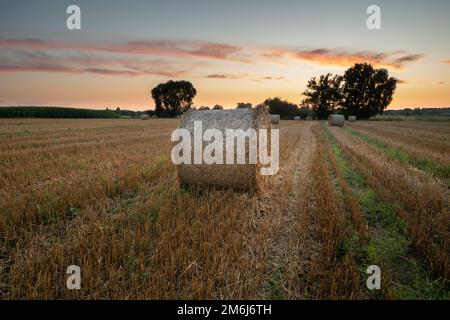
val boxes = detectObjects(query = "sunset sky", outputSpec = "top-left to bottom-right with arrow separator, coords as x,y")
0,0 -> 449,110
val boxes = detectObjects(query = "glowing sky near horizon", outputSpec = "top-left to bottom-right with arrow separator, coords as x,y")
0,0 -> 449,110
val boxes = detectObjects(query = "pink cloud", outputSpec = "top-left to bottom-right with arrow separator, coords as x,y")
0,38 -> 246,62
0,48 -> 186,77
0,37 -> 424,77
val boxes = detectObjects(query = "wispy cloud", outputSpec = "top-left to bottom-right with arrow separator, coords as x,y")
285,48 -> 424,70
0,38 -> 247,62
0,37 -> 424,78
442,60 -> 450,65
205,73 -> 249,79
0,64 -> 183,77
204,73 -> 285,81
259,76 -> 284,80
0,49 -> 186,77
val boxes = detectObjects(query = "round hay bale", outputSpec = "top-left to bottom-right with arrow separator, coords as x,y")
175,107 -> 271,190
348,116 -> 356,122
328,114 -> 345,127
270,114 -> 280,124
140,114 -> 150,120
294,116 -> 301,121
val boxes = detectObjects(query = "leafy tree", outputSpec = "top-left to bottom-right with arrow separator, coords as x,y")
198,106 -> 210,110
213,104 -> 224,110
301,73 -> 342,119
143,109 -> 155,117
151,80 -> 197,117
341,63 -> 397,119
264,97 -> 298,119
298,105 -> 313,119
236,102 -> 253,109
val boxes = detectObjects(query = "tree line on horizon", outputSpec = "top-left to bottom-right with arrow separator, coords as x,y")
7,63 -> 443,120
150,63 -> 398,120
0,106 -> 125,119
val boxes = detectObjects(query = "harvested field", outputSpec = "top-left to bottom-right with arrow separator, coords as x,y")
0,119 -> 448,299
346,121 -> 450,165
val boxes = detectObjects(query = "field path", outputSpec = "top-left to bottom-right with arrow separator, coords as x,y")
259,121 -> 320,299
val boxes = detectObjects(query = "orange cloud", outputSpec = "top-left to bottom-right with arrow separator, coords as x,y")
204,74 -> 284,81
205,73 -> 249,79
442,60 -> 450,64
259,76 -> 284,80
289,49 -> 424,70
0,37 -> 424,78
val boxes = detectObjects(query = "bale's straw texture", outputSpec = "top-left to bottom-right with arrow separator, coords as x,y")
348,116 -> 356,122
270,114 -> 280,124
177,107 -> 271,190
328,114 -> 345,126
294,116 -> 301,121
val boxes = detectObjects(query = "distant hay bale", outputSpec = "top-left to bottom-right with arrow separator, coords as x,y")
151,115 -> 158,119
176,107 -> 271,190
328,114 -> 345,127
294,116 -> 301,121
140,114 -> 150,120
348,116 -> 356,122
270,114 -> 280,124
306,116 -> 313,121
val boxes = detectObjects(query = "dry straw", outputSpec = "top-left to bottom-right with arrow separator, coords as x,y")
270,114 -> 280,124
176,106 -> 271,190
328,114 -> 345,126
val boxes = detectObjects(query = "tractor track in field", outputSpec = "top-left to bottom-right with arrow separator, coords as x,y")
258,121 -> 319,299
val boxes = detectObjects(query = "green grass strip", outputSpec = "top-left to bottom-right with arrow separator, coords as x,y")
323,124 -> 449,299
344,127 -> 450,182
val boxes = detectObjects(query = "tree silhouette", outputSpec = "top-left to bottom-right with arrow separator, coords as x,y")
264,97 -> 298,119
302,73 -> 342,119
236,102 -> 253,109
151,80 -> 196,117
298,105 -> 313,119
342,63 -> 397,119
212,104 -> 224,110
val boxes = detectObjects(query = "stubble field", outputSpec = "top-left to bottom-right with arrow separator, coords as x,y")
0,118 -> 448,299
